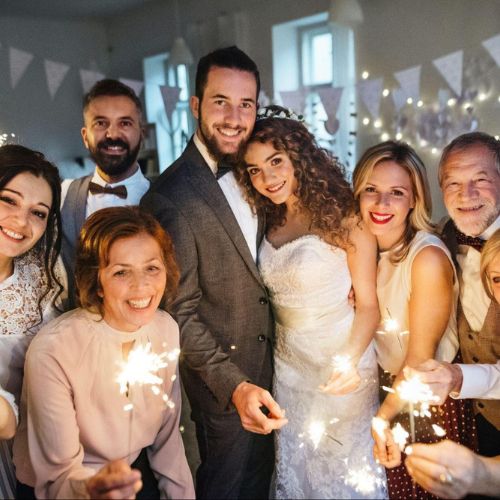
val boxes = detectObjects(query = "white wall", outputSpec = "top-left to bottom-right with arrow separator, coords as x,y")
0,16 -> 109,168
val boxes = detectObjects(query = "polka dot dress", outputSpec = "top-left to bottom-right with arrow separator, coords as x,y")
380,366 -> 477,499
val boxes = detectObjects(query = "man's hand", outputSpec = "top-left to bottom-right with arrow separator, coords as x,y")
405,440 -> 482,498
404,360 -> 463,405
86,460 -> 142,500
232,381 -> 288,434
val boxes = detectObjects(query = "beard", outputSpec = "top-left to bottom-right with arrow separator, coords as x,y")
88,138 -> 141,178
451,198 -> 500,236
198,109 -> 249,166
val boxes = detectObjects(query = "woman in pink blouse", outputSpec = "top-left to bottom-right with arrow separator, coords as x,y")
14,207 -> 194,499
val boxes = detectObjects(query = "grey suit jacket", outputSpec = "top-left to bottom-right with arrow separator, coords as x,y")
141,140 -> 274,417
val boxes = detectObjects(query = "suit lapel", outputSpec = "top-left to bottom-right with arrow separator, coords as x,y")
183,142 -> 263,286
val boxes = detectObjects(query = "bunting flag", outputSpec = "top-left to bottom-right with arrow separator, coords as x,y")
44,59 -> 70,99
119,77 -> 144,96
317,87 -> 344,118
9,47 -> 34,89
482,33 -> 500,67
432,50 -> 463,97
357,78 -> 383,119
394,65 -> 421,102
279,90 -> 307,114
391,87 -> 407,113
160,85 -> 181,126
80,69 -> 105,94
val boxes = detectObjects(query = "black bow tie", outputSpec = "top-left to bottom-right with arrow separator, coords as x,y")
216,163 -> 232,180
88,182 -> 128,199
455,228 -> 485,251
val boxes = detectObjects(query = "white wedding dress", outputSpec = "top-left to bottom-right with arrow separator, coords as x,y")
259,235 -> 387,499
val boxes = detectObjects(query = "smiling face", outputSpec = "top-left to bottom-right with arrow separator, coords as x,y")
191,66 -> 257,163
359,160 -> 415,250
486,252 -> 500,304
0,172 -> 52,263
441,144 -> 500,236
99,233 -> 167,332
81,95 -> 143,183
244,140 -> 299,208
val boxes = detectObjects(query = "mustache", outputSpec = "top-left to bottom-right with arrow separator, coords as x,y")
97,138 -> 129,151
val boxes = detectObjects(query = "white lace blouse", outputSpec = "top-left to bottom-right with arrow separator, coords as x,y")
0,250 -> 65,500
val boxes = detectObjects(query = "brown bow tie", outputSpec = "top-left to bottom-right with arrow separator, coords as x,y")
88,182 -> 127,199
455,228 -> 485,251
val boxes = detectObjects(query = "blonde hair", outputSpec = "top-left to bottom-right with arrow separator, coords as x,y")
480,229 -> 500,301
353,141 -> 434,262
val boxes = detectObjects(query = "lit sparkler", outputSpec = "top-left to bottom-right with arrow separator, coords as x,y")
432,424 -> 446,437
371,416 -> 389,442
344,458 -> 386,496
332,354 -> 352,373
396,375 -> 439,442
376,309 -> 409,350
391,422 -> 409,451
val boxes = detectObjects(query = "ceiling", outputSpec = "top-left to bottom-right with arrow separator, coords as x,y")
0,0 -> 163,19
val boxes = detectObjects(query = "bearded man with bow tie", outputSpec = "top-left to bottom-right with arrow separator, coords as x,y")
60,79 -> 150,307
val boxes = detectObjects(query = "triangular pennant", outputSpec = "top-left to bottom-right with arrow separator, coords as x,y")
119,78 -> 144,97
482,33 -> 500,67
80,69 -> 105,94
432,50 -> 463,97
357,78 -> 383,119
160,85 -> 181,126
279,90 -> 307,114
44,60 -> 70,99
9,47 -> 34,89
391,87 -> 407,113
317,87 -> 344,119
394,65 -> 421,102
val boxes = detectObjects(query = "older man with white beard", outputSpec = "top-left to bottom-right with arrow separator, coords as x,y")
436,132 -> 500,457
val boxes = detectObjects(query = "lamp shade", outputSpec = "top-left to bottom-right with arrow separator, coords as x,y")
329,0 -> 364,27
169,36 -> 194,66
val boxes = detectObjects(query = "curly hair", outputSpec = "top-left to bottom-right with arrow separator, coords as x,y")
76,206 -> 179,316
234,110 -> 356,248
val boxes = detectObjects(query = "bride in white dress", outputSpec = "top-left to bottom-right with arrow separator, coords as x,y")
236,106 -> 387,499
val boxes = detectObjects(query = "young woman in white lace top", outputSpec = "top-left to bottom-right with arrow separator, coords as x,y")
0,144 -> 64,499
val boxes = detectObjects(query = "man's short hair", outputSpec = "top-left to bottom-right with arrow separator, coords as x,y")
438,131 -> 500,185
195,46 -> 260,101
83,78 -> 143,116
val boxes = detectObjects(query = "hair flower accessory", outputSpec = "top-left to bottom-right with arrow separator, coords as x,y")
256,105 -> 305,123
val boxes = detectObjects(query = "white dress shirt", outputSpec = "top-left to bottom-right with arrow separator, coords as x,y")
457,215 -> 500,330
60,164 -> 150,218
193,133 -> 258,261
458,361 -> 500,400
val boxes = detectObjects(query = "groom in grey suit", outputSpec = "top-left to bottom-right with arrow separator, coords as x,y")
141,46 -> 287,499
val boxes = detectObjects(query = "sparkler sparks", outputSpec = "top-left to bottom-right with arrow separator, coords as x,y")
332,354 -> 352,373
344,459 -> 386,496
432,424 -> 446,437
371,416 -> 389,442
307,421 -> 326,449
392,423 -> 409,451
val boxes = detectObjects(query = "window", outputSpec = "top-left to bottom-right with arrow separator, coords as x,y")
272,14 -> 356,172
143,53 -> 193,173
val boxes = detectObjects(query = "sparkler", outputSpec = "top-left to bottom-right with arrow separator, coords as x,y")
391,422 -> 410,451
332,354 -> 352,373
396,375 -> 439,442
117,342 -> 180,452
344,458 -> 386,496
376,308 -> 409,350
298,419 -> 343,450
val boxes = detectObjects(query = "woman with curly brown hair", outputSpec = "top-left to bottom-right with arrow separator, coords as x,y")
235,106 -> 386,499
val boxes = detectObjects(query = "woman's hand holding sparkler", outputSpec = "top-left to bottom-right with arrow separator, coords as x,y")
319,354 -> 361,395
371,416 -> 402,468
86,460 -> 142,499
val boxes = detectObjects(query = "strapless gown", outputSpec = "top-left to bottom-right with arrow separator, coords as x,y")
259,235 -> 387,499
